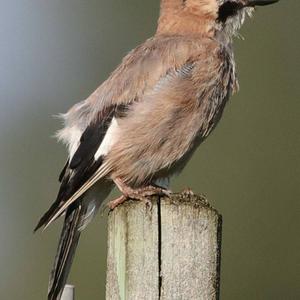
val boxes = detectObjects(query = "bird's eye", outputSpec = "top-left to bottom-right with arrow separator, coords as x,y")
218,1 -> 242,23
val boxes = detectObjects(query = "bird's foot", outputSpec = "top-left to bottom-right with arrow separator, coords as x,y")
108,192 -> 152,210
108,178 -> 171,210
133,185 -> 171,198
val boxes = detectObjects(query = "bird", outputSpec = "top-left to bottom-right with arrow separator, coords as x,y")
35,0 -> 279,299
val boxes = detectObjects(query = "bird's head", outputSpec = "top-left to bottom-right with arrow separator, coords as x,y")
215,0 -> 279,40
157,0 -> 279,41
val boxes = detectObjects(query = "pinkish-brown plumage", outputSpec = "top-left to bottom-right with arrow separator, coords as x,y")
35,0 -> 279,298
104,37 -> 236,186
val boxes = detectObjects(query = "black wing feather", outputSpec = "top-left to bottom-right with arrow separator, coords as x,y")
34,105 -> 120,231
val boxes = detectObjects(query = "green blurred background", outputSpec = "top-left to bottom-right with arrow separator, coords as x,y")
0,0 -> 299,299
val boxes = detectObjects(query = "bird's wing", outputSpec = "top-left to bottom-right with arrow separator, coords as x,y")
34,105 -> 116,230
35,36 -> 202,228
35,37 -> 176,229
45,42 -> 235,220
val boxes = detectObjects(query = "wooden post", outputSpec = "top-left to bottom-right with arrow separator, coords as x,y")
106,193 -> 222,300
61,284 -> 75,300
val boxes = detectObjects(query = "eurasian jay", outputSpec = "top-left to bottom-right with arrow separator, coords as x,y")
35,0 -> 279,298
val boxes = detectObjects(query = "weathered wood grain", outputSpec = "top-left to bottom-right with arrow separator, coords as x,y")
106,193 -> 222,300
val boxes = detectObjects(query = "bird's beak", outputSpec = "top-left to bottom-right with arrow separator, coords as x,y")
245,0 -> 279,7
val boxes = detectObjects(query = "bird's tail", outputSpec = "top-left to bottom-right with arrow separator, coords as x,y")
48,203 -> 83,300
35,182 -> 113,299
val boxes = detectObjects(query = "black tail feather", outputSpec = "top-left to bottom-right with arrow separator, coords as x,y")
48,204 -> 83,300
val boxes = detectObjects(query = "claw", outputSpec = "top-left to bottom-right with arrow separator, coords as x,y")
181,188 -> 194,197
161,189 -> 172,197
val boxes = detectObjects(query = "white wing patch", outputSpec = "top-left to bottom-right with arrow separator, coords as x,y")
94,117 -> 119,160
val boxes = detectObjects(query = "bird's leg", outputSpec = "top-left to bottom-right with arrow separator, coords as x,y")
108,177 -> 171,209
